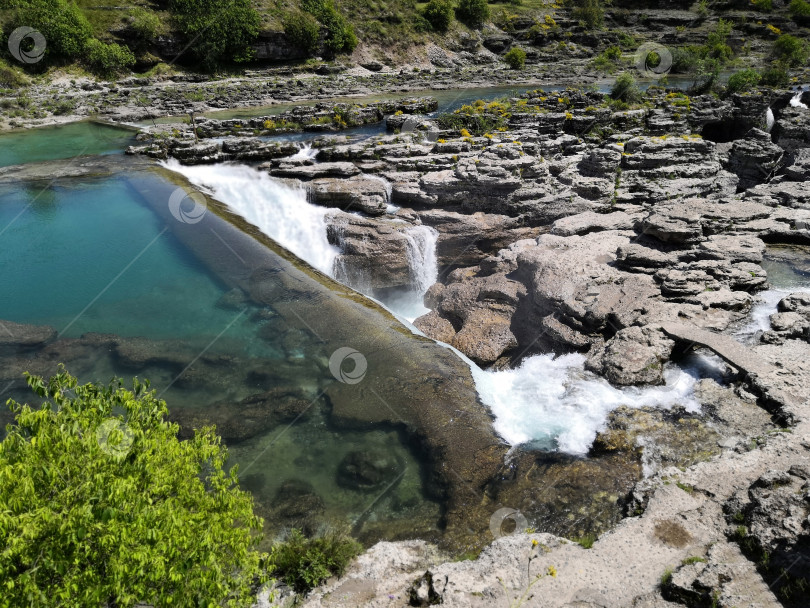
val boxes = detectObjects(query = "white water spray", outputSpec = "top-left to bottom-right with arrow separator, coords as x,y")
766,107 -> 775,132
790,90 -> 808,109
404,225 -> 439,295
289,143 -> 319,161
161,160 -> 339,274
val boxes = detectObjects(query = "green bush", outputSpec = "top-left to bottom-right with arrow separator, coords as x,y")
670,45 -> 702,73
6,0 -> 92,62
726,68 -> 761,94
706,19 -> 734,62
571,0 -> 604,30
129,7 -> 161,50
456,0 -> 490,28
773,34 -> 809,67
751,0 -> 773,10
0,58 -> 29,87
760,64 -> 790,86
789,0 -> 810,22
504,46 -> 526,69
610,72 -> 642,104
169,0 -> 260,69
85,39 -> 136,76
0,369 -> 268,606
423,0 -> 454,32
269,529 -> 361,593
301,0 -> 357,56
593,45 -> 622,72
284,11 -> 321,54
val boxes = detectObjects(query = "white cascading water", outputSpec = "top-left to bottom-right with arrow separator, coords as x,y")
163,157 -> 724,458
404,226 -> 439,295
766,107 -> 775,132
289,143 -> 319,161
790,90 -> 808,109
161,160 -> 339,274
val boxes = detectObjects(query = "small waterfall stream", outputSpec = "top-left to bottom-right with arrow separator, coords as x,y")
766,107 -> 775,132
790,90 -> 808,109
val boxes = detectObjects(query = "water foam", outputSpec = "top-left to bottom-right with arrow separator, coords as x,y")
471,354 -> 703,455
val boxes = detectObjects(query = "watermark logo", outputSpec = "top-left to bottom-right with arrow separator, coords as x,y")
489,507 -> 529,539
96,418 -> 134,459
8,27 -> 46,64
329,347 -> 367,384
634,43 -> 672,80
168,187 -> 207,224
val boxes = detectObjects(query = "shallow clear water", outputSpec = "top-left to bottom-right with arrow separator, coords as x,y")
0,121 -> 136,168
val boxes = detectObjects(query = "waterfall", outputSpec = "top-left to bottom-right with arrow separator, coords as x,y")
766,107 -> 775,132
404,225 -> 439,295
161,161 -> 339,275
790,90 -> 808,109
289,143 -> 319,161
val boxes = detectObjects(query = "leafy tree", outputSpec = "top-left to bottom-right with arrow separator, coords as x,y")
773,34 -> 809,67
456,0 -> 489,28
169,0 -> 260,69
0,369 -> 268,607
706,19 -> 734,62
301,0 -> 357,57
283,10 -> 321,54
504,46 -> 526,69
423,0 -> 454,32
571,0 -> 604,30
726,68 -> 761,94
5,0 -> 92,62
85,39 -> 136,77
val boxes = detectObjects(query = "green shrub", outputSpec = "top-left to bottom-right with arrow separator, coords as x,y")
593,45 -> 622,72
456,0 -> 490,28
6,0 -> 92,62
0,369 -> 268,606
0,58 -> 29,87
169,0 -> 260,69
301,0 -> 357,56
269,528 -> 361,593
760,64 -> 790,86
610,72 -> 642,104
706,19 -> 734,62
751,0 -> 773,10
571,0 -> 604,30
726,68 -> 761,94
423,0 -> 454,32
670,45 -> 702,73
504,46 -> 526,69
129,7 -> 161,50
284,11 -> 321,54
773,34 -> 809,67
85,39 -> 136,76
789,0 -> 810,22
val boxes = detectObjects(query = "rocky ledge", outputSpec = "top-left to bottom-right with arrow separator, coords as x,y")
143,83 -> 810,606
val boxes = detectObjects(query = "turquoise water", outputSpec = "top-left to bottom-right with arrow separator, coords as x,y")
0,121 -> 136,168
0,168 -> 442,545
0,176 -> 253,343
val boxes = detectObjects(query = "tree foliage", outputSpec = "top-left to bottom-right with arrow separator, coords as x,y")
773,34 -> 809,67
422,0 -> 454,33
5,0 -> 92,62
169,0 -> 260,69
269,529 -> 361,593
301,0 -> 358,57
570,0 -> 604,30
610,72 -> 642,104
455,0 -> 489,28
0,369 -> 267,607
284,11 -> 322,55
85,39 -> 136,77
